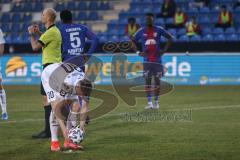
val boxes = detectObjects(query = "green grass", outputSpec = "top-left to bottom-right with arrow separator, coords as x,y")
0,85 -> 240,160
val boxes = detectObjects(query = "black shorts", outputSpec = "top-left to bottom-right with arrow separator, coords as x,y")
143,61 -> 164,78
40,63 -> 52,95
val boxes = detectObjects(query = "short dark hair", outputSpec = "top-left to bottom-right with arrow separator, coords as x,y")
79,78 -> 92,98
145,12 -> 154,18
60,10 -> 72,23
128,17 -> 136,23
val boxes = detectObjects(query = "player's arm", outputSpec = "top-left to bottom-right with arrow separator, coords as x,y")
131,28 -> 145,57
85,27 -> 99,56
159,28 -> 173,56
28,25 -> 42,51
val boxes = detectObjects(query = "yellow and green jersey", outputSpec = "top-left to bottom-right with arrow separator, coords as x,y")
38,24 -> 62,65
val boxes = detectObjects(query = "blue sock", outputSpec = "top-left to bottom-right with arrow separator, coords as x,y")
154,96 -> 158,102
147,93 -> 152,103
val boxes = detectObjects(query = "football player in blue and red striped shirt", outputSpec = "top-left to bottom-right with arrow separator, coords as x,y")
132,13 -> 173,109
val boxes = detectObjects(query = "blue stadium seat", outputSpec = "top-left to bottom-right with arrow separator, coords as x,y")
165,18 -> 174,24
89,1 -> 98,10
22,23 -> 30,31
190,35 -> 202,42
168,29 -> 177,36
22,13 -> 32,22
77,12 -> 87,21
21,31 -> 29,43
213,28 -> 224,34
99,2 -> 110,10
1,13 -> 11,23
178,35 -> 189,42
226,34 -> 238,41
22,3 -> 32,12
202,34 -> 213,41
214,34 -> 226,41
11,3 -> 22,12
199,7 -> 210,14
55,2 -> 65,11
108,20 -> 118,28
202,28 -> 212,35
1,23 -> 10,33
187,7 -> 198,15
78,2 -> 87,10
143,8 -> 152,14
225,27 -> 236,34
108,35 -> 119,42
33,2 -> 43,12
11,23 -> 21,33
99,35 -> 108,43
11,33 -> 21,43
66,1 -> 76,10
155,18 -> 164,25
199,16 -> 210,24
4,34 -> 12,43
177,28 -> 186,36
119,19 -> 128,25
88,12 -> 98,20
12,13 -> 22,23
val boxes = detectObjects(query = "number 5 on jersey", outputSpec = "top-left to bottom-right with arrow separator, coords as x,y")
70,32 -> 81,48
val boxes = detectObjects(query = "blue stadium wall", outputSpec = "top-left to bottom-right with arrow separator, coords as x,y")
1,53 -> 240,85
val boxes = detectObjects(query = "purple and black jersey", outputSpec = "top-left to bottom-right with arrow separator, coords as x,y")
133,25 -> 170,63
59,23 -> 98,62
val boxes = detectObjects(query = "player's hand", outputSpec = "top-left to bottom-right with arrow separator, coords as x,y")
158,50 -> 165,56
138,52 -> 146,57
28,25 -> 35,35
83,54 -> 91,63
33,24 -> 40,34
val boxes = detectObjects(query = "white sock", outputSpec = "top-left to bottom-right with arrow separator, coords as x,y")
50,111 -> 59,142
148,101 -> 153,105
67,111 -> 79,129
0,89 -> 7,113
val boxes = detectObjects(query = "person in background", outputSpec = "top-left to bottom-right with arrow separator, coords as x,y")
186,16 -> 201,37
125,17 -> 140,38
157,0 -> 176,18
215,5 -> 233,30
173,7 -> 187,28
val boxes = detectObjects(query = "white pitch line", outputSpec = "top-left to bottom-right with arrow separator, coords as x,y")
1,104 -> 240,124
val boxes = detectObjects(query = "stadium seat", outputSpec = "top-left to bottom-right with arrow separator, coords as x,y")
11,23 -> 21,33
99,2 -> 110,10
165,18 -> 174,24
177,28 -> 186,36
108,35 -> 119,42
99,35 -> 108,43
1,13 -> 11,23
12,13 -> 22,23
22,13 -> 32,22
190,35 -> 202,42
168,29 -> 177,36
66,1 -> 76,10
33,2 -> 43,12
78,2 -> 87,10
155,18 -> 164,25
199,16 -> 210,24
213,28 -> 224,34
199,7 -> 210,14
202,34 -> 213,41
202,28 -> 212,35
225,27 -> 236,34
119,19 -> 128,25
89,2 -> 98,10
77,12 -> 87,21
55,2 -> 65,11
178,35 -> 189,42
226,34 -> 238,41
1,23 -> 10,33
88,12 -> 98,20
4,34 -> 12,43
11,3 -> 22,12
214,34 -> 226,41
22,3 -> 32,12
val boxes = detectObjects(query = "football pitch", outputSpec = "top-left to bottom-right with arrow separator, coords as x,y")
0,85 -> 240,160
